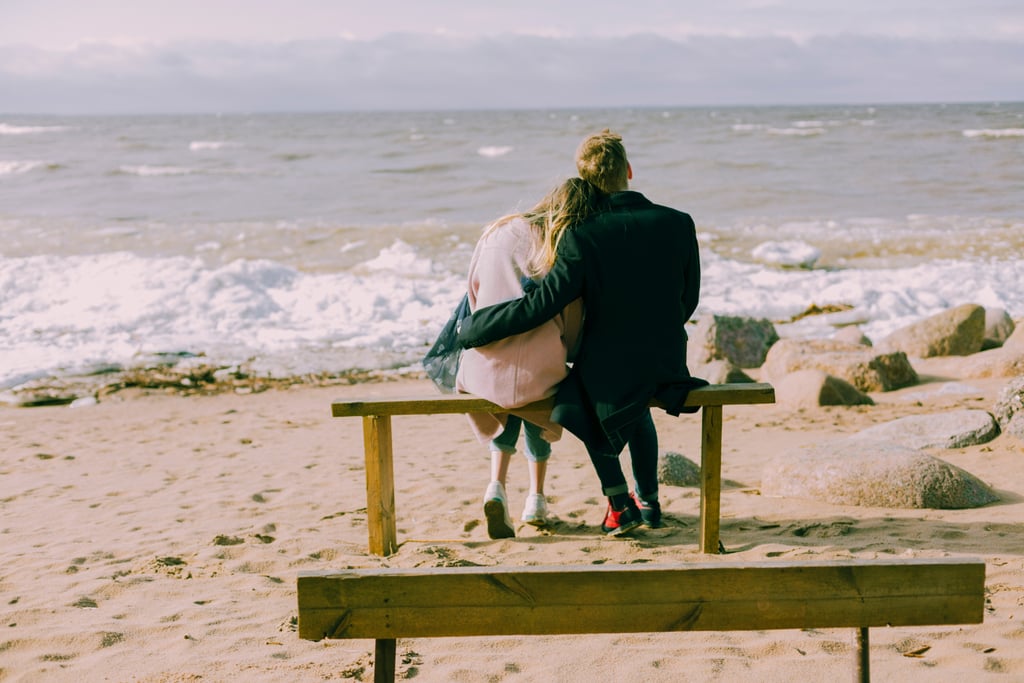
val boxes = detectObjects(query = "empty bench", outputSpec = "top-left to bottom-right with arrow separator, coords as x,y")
332,382 -> 775,556
298,557 -> 985,683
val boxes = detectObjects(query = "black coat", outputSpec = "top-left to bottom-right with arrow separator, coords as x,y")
457,191 -> 703,454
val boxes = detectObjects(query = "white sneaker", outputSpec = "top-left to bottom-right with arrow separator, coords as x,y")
483,481 -> 515,539
521,493 -> 548,526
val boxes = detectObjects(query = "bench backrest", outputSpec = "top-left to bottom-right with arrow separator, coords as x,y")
298,558 -> 984,641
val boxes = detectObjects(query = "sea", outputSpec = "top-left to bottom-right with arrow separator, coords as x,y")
2,102 -> 1023,392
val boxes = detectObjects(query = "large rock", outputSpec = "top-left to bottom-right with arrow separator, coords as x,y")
992,376 -> 1024,428
1005,413 -> 1024,442
879,303 -> 986,358
832,326 -> 872,347
762,338 -> 918,392
983,308 -> 1015,349
688,315 -> 779,369
849,410 -> 1000,450
658,451 -> 700,487
775,369 -> 874,408
688,359 -> 754,385
761,440 -> 999,509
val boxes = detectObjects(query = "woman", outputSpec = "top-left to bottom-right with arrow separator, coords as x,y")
456,177 -> 603,539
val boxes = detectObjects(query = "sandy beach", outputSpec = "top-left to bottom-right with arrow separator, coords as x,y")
2,366 -> 1023,682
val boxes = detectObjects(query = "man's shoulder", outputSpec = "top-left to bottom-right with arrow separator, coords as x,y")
606,191 -> 693,224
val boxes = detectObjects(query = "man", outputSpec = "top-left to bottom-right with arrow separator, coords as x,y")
458,129 -> 703,536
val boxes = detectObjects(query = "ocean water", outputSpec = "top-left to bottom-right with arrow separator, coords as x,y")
1,103 -> 1023,390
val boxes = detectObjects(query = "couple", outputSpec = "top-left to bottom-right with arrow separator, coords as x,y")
455,129 -> 704,539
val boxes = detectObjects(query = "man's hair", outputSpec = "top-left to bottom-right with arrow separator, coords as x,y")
575,128 -> 629,193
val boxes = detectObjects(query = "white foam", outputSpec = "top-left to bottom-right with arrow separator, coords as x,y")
750,241 -> 821,268
189,140 -> 236,151
0,160 -> 47,175
118,165 -> 193,176
0,123 -> 69,135
963,128 -> 1024,138
477,146 -> 513,157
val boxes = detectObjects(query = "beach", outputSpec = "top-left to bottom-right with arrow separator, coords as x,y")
3,365 -> 1022,682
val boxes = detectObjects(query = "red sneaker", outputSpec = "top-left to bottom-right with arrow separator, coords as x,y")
601,499 -> 642,537
632,493 -> 663,528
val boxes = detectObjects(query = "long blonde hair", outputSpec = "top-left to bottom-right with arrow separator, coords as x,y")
484,177 -> 603,277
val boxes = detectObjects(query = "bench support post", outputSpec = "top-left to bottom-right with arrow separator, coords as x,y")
374,638 -> 396,683
699,405 -> 723,553
856,627 -> 870,683
362,415 -> 397,556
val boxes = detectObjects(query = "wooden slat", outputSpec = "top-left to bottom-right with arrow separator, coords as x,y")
331,382 -> 775,418
297,558 -> 985,641
362,416 -> 397,556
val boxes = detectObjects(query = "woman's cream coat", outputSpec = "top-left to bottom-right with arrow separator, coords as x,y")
455,217 -> 583,443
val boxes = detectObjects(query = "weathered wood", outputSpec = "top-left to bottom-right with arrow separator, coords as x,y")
374,639 -> 395,683
856,627 -> 870,683
362,416 -> 397,556
297,558 -> 985,641
699,405 -> 723,554
331,382 -> 776,417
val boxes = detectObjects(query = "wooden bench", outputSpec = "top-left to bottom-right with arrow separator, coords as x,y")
298,557 -> 985,683
332,382 -> 775,556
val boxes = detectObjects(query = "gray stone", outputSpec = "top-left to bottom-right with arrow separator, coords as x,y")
688,315 -> 780,369
688,359 -> 754,385
993,376 -> 1024,428
849,410 -> 1000,450
1005,413 -> 1024,442
983,308 -> 1015,349
761,440 -> 999,509
879,303 -> 986,358
763,338 -> 918,392
775,369 -> 874,408
832,325 -> 872,347
657,451 -> 700,487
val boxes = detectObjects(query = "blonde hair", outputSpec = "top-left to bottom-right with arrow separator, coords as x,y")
575,128 -> 629,193
484,177 -> 603,277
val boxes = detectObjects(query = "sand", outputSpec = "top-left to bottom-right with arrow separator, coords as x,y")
2,370 -> 1023,682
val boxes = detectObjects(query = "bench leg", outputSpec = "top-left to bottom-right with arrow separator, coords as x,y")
362,415 -> 397,556
699,405 -> 723,554
855,627 -> 870,683
374,638 -> 397,683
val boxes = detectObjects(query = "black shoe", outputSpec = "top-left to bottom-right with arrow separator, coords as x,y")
601,498 -> 642,537
632,493 -> 662,528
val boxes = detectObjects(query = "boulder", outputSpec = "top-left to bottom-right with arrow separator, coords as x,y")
879,303 -> 985,358
849,410 -> 1000,450
762,338 -> 918,392
688,315 -> 779,369
688,359 -> 754,385
983,308 -> 1015,349
1005,413 -> 1024,442
775,369 -> 874,408
992,376 -> 1024,428
832,325 -> 872,347
938,344 -> 1024,379
657,451 -> 700,487
761,440 -> 999,509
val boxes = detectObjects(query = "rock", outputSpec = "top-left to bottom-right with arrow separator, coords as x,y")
832,325 -> 872,347
1005,413 -> 1024,442
688,359 -> 754,385
775,369 -> 874,408
688,315 -> 779,369
761,440 -> 999,509
762,338 -> 918,392
657,451 -> 700,487
983,308 -> 1015,349
992,376 -> 1024,428
849,410 -> 1000,449
879,303 -> 986,358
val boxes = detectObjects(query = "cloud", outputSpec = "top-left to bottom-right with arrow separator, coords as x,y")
1,33 -> 1021,114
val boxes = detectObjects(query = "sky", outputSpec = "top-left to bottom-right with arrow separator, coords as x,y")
1,0 -> 1023,114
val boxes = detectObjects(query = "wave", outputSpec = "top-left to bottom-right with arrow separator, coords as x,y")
477,146 -> 513,158
0,123 -> 70,135
963,128 -> 1024,139
189,140 -> 238,151
116,165 -> 194,176
0,160 -> 54,175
